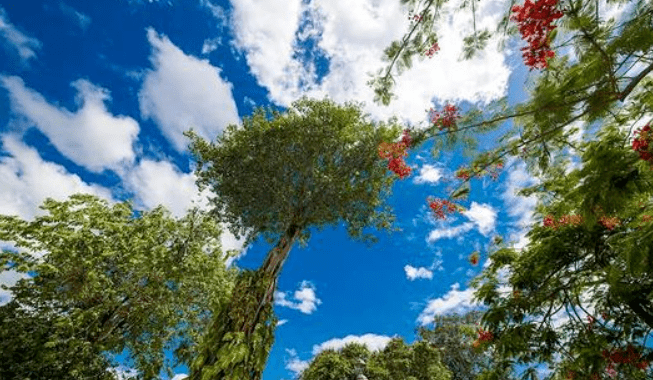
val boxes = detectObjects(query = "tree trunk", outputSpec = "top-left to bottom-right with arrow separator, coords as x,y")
189,224 -> 302,380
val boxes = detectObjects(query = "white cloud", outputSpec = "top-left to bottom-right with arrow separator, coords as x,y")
501,160 -> 537,248
413,164 -> 442,184
171,375 -> 188,380
0,7 -> 41,61
463,202 -> 496,236
0,135 -> 112,220
275,280 -> 321,314
277,319 -> 289,327
228,0 -> 511,125
123,159 -> 207,218
311,333 -> 394,355
417,283 -> 479,325
229,0 -> 304,93
58,2 -> 91,31
285,349 -> 310,377
427,222 -> 474,242
201,37 -> 221,55
1,76 -> 139,172
404,265 -> 433,281
139,28 -> 240,151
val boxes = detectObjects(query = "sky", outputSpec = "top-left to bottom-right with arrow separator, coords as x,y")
0,0 -> 624,379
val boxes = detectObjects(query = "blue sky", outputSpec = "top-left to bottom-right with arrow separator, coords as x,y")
0,0 -> 618,378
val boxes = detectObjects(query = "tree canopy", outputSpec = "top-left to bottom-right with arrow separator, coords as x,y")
300,339 -> 452,380
0,194 -> 235,379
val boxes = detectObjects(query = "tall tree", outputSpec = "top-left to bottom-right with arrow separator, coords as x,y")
299,339 -> 452,380
185,97 -> 404,379
472,126 -> 653,380
0,194 -> 235,379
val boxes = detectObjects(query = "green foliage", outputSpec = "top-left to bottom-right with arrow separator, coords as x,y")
473,127 -> 653,379
186,97 -> 403,245
300,338 -> 452,380
0,194 -> 235,379
418,311 -> 509,380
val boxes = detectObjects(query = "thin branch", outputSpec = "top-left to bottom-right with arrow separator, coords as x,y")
619,61 -> 653,102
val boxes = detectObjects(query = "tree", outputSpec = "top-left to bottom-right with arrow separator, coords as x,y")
368,1 -> 653,379
184,97 -> 404,379
0,194 -> 235,379
472,126 -> 653,380
417,311 -> 512,380
299,339 -> 452,380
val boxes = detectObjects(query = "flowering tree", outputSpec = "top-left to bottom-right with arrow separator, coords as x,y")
185,97 -> 403,379
472,126 -> 653,379
369,0 -> 653,379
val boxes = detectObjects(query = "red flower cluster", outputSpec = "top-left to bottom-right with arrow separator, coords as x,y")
425,42 -> 440,58
510,0 -> 564,69
543,214 -> 583,229
378,130 -> 412,178
469,251 -> 480,266
413,14 -> 423,22
429,104 -> 460,130
601,345 -> 649,372
428,198 -> 459,219
455,167 -> 472,180
478,329 -> 494,342
599,216 -> 620,230
632,124 -> 652,162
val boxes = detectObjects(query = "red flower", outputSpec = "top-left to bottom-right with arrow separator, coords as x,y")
425,42 -> 440,58
469,252 -> 480,266
429,104 -> 460,130
428,198 -> 459,219
456,167 -> 472,180
379,131 -> 413,178
633,124 -> 653,162
510,0 -> 564,70
543,215 -> 557,228
477,328 -> 493,342
599,216 -> 620,230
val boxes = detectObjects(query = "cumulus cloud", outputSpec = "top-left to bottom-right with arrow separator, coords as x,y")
312,333 -> 394,355
123,159 -> 207,217
427,202 -> 496,242
463,202 -> 496,236
275,280 -> 322,314
285,349 -> 310,377
417,283 -> 479,325
413,164 -> 442,184
404,265 -> 433,281
139,28 -> 240,151
227,0 -> 511,124
0,7 -> 41,61
0,135 -> 112,220
1,76 -> 139,172
229,0 -> 304,92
